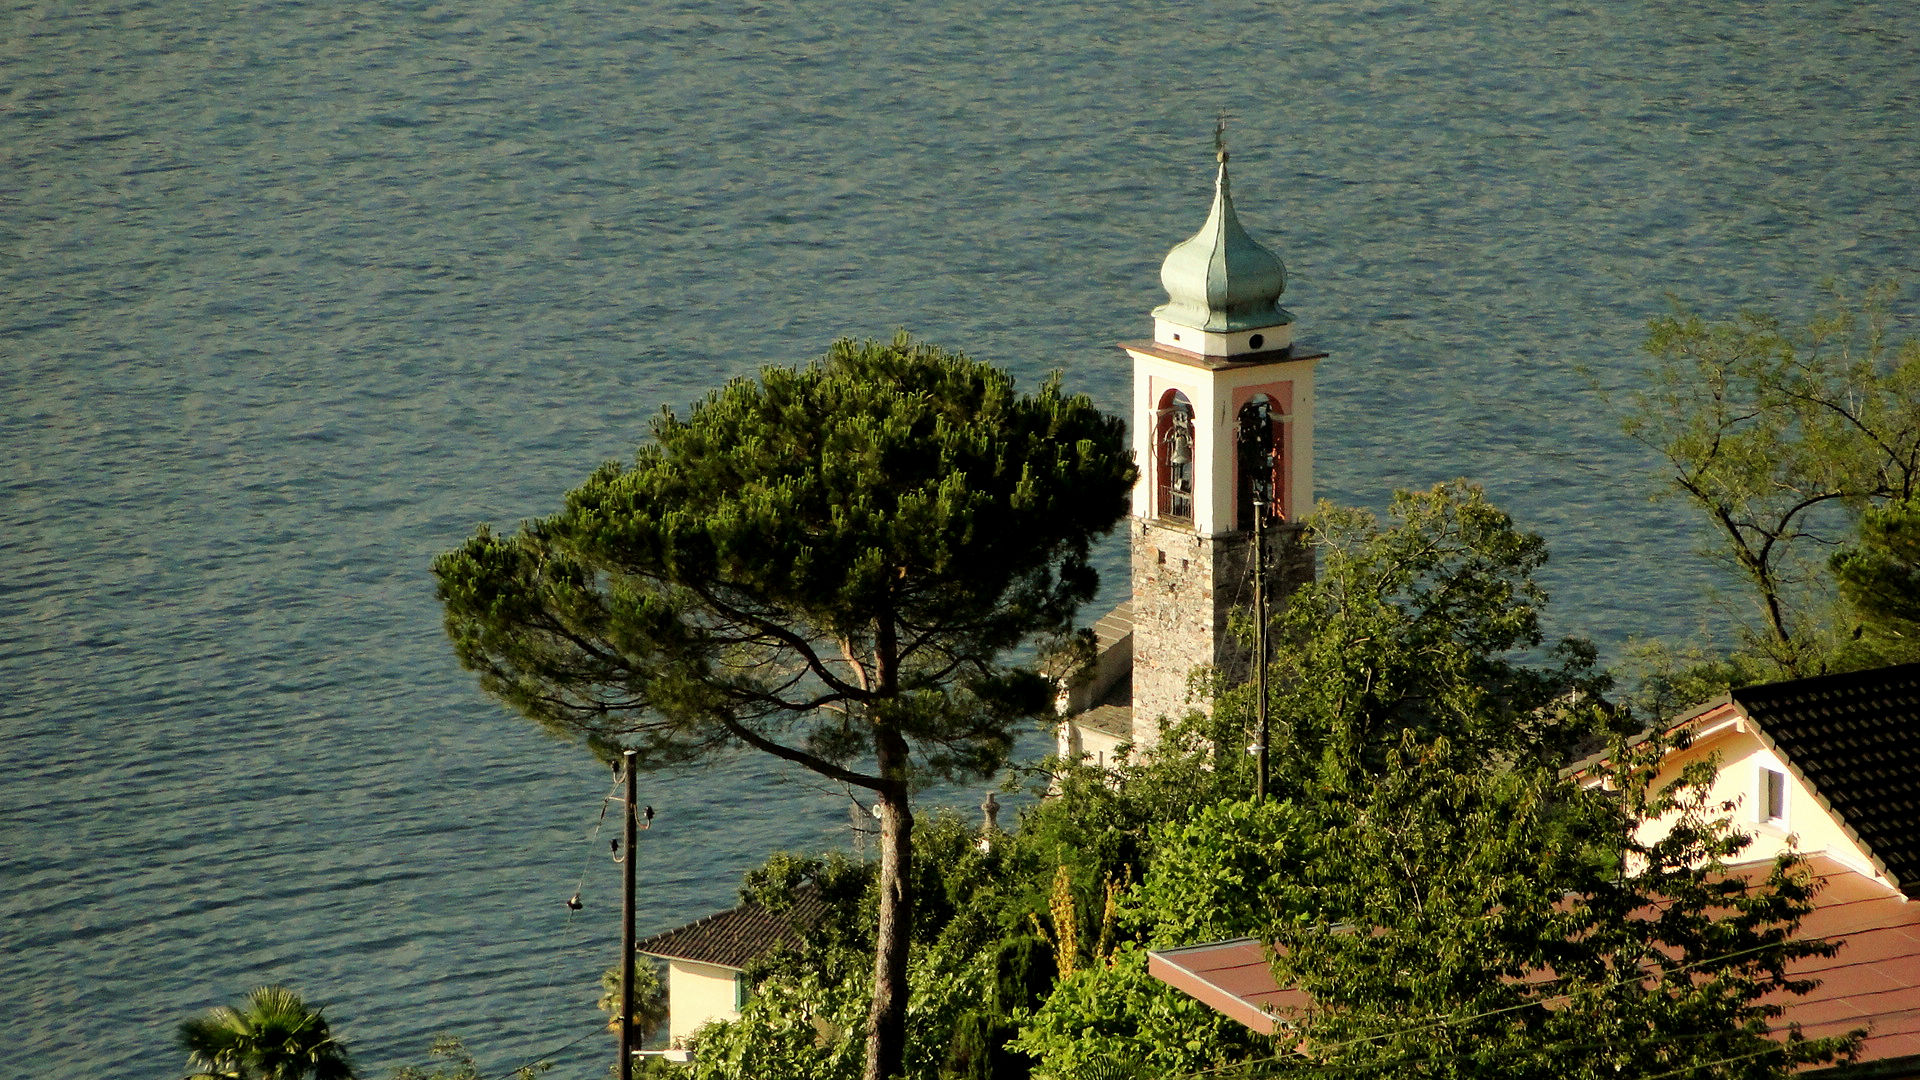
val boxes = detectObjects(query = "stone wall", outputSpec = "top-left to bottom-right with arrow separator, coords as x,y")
1129,519 -> 1312,745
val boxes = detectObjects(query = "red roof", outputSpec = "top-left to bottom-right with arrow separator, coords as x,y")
1149,854 -> 1920,1069
1778,856 -> 1920,1062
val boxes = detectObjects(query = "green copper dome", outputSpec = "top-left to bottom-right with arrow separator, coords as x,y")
1153,153 -> 1292,333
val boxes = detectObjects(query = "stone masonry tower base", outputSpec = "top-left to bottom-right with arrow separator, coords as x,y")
1130,520 -> 1311,744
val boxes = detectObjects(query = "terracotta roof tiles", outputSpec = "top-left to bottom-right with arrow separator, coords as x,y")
1149,855 -> 1920,1072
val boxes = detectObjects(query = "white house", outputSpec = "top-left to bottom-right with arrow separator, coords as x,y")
635,887 -> 829,1047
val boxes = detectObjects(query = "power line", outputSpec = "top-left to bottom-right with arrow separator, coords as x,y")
535,773 -> 626,1025
478,1023 -> 609,1080
1634,1045 -> 1787,1080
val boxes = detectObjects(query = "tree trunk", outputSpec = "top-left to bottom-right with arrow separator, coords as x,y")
865,733 -> 913,1080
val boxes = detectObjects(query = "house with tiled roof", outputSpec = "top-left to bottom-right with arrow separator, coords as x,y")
1148,662 -> 1920,1076
636,887 -> 829,1046
1663,662 -> 1920,898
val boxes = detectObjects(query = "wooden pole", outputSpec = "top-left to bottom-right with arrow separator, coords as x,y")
1253,499 -> 1269,802
619,750 -> 638,1080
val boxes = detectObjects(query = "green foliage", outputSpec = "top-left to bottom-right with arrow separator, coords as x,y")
177,985 -> 354,1080
386,1036 -> 550,1080
735,850 -> 878,991
597,960 -> 669,1045
1221,481 -> 1610,792
682,970 -> 869,1080
432,332 -> 1134,778
1832,496 -> 1920,665
1619,283 -> 1920,680
434,333 -> 1134,1080
1023,726 -> 1239,889
1006,945 -> 1269,1079
652,483 -> 1845,1080
1614,637 -> 1779,721
1128,736 -> 1856,1080
704,814 -> 1066,1079
937,935 -> 1055,1080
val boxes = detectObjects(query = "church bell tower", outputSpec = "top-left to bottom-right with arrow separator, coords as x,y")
1122,145 -> 1324,743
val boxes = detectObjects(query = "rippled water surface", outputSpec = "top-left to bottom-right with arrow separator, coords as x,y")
3,0 -> 1916,1075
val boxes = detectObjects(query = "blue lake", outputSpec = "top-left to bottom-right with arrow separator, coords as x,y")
3,0 -> 1916,1075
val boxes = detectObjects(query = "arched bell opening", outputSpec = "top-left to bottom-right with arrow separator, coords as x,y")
1155,389 -> 1195,523
1236,394 -> 1287,530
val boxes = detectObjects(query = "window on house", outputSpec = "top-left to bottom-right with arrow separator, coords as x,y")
1156,390 -> 1195,523
733,971 -> 748,1012
1759,766 -> 1787,824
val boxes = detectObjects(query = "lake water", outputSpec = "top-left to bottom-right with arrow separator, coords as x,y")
3,0 -> 1916,1076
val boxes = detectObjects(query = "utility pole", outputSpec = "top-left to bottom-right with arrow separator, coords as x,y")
618,749 -> 638,1080
1252,498 -> 1269,802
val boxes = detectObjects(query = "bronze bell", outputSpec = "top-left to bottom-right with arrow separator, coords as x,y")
1168,424 -> 1192,465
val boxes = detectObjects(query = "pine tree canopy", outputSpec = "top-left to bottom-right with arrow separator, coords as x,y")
433,331 -> 1135,785
435,334 -> 1133,1080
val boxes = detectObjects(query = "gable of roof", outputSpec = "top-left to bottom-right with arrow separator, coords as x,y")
635,887 -> 830,970
1733,662 -> 1920,898
1558,694 -> 1738,781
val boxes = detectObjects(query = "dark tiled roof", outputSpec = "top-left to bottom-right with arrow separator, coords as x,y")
1734,662 -> 1920,898
635,888 -> 830,970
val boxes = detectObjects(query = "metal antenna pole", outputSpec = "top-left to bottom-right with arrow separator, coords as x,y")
619,749 -> 638,1080
1253,500 -> 1269,802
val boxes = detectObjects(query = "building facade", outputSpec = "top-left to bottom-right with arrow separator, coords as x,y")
1061,146 -> 1324,758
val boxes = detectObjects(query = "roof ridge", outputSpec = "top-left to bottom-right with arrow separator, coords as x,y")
636,884 -> 830,969
1732,660 -> 1920,704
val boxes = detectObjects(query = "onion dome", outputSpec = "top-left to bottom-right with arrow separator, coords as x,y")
1153,152 -> 1292,333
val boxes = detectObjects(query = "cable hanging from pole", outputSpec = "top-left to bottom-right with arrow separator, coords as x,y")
1252,495 -> 1270,802
535,767 -> 629,1030
565,770 -> 623,910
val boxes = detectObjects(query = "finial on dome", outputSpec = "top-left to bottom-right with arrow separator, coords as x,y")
1153,133 -> 1291,335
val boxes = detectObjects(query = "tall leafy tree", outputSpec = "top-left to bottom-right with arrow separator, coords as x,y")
1617,284 -> 1920,678
1017,486 -> 1848,1080
433,334 -> 1133,1080
1217,481 -> 1608,793
177,985 -> 354,1080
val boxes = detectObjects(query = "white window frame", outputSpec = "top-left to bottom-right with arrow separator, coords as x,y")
1757,765 -> 1788,826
